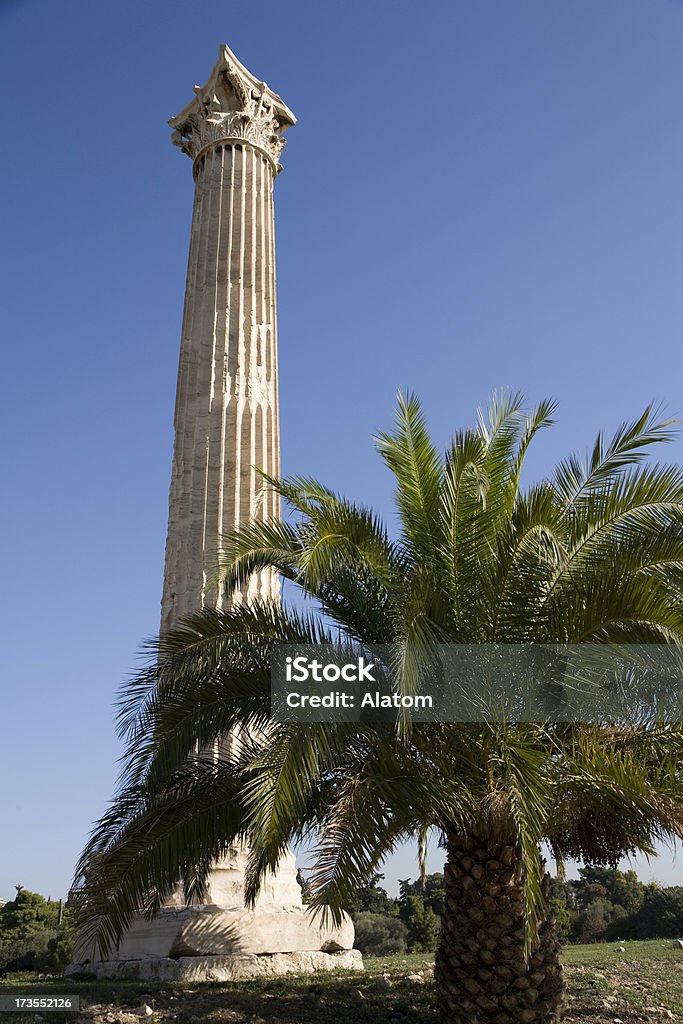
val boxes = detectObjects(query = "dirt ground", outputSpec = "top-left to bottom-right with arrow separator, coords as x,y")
3,941 -> 683,1023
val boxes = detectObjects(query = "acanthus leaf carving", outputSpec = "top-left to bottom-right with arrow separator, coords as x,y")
169,46 -> 295,171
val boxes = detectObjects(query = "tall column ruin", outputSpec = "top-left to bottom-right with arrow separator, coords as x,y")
163,45 -> 288,626
71,44 -> 358,982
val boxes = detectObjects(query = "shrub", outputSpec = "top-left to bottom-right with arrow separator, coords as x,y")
573,899 -> 627,944
33,929 -> 75,974
353,912 -> 408,955
0,929 -> 55,975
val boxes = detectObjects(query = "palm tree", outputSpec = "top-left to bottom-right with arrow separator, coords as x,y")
76,393 -> 683,1024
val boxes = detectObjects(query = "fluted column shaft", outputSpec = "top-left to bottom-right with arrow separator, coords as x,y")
161,140 -> 281,631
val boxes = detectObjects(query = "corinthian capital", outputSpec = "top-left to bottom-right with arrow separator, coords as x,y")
169,44 -> 296,171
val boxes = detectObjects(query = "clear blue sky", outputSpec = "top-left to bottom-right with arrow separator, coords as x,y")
2,0 -> 683,901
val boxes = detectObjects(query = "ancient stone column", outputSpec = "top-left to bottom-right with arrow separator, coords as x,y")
67,45 -> 358,982
162,44 -> 292,628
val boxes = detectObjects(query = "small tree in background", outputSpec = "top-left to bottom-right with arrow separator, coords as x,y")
626,884 -> 683,939
348,873 -> 398,917
34,929 -> 76,975
398,875 -> 445,951
571,867 -> 644,915
547,879 -> 574,944
399,873 -> 445,918
400,895 -> 441,952
0,888 -> 73,975
611,870 -> 645,915
353,912 -> 408,956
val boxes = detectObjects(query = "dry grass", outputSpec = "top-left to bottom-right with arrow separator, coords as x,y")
1,942 -> 682,1022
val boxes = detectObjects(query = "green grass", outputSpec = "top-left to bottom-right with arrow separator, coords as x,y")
562,938 -> 681,966
562,939 -> 683,1018
1,944 -> 682,1022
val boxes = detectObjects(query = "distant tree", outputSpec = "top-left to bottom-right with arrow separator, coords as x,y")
572,867 -> 644,915
399,895 -> 441,952
397,875 -> 444,952
546,880 -> 573,945
573,897 -> 628,944
550,897 -> 572,944
353,912 -> 408,956
574,883 -> 609,911
0,889 -> 60,937
626,885 -> 683,939
33,927 -> 76,975
0,889 -> 73,975
611,870 -> 645,914
574,901 -> 610,944
603,905 -> 630,942
567,867 -> 647,942
547,877 -> 575,908
348,874 -> 398,917
398,873 -> 445,918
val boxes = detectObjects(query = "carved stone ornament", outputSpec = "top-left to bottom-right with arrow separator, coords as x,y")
169,44 -> 296,171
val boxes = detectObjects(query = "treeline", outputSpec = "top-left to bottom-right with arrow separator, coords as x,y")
0,887 -> 75,976
298,867 -> 683,956
551,867 -> 683,945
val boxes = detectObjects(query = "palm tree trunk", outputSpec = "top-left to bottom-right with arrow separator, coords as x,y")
435,833 -> 564,1024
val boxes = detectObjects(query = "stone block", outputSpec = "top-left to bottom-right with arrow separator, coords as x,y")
72,904 -> 354,964
65,948 -> 363,982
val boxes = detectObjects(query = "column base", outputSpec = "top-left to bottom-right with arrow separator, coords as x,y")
68,847 -> 358,979
66,948 -> 363,982
71,902 -> 355,962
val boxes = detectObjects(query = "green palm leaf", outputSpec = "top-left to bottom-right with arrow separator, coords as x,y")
75,393 -> 683,1024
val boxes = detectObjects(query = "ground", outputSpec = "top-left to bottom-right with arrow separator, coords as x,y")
1,942 -> 682,1022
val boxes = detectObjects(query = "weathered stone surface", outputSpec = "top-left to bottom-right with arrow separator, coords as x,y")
66,949 -> 363,982
170,906 -> 354,956
169,44 -> 295,170
74,904 -> 353,963
190,846 -> 304,910
161,43 -> 296,629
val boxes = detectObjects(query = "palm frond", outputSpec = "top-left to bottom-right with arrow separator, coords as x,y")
76,391 -> 683,967
554,406 -> 677,503
374,391 -> 443,560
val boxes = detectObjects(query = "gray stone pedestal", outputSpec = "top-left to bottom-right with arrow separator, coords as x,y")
68,847 -> 359,980
66,950 -> 363,983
